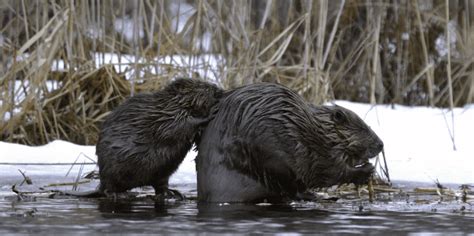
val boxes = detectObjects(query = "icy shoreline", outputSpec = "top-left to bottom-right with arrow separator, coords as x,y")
1,101 -> 473,186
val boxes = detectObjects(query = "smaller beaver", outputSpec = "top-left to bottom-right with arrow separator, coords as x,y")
96,78 -> 223,198
196,83 -> 383,203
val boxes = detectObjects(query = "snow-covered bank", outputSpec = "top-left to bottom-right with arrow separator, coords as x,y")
1,101 -> 473,186
0,140 -> 196,185
335,101 -> 473,185
0,140 -> 95,164
0,140 -> 97,186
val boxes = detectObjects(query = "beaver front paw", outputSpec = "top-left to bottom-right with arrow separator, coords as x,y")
346,162 -> 375,185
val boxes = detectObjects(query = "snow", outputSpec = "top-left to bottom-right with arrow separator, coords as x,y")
334,101 -> 474,185
4,53 -> 224,121
0,140 -> 96,184
169,1 -> 195,34
114,17 -> 144,43
1,101 -> 473,186
10,53 -> 223,82
435,20 -> 459,59
0,140 -> 95,164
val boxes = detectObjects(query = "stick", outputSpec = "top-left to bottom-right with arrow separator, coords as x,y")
368,176 -> 374,203
445,0 -> 456,151
18,169 -> 33,185
381,149 -> 390,183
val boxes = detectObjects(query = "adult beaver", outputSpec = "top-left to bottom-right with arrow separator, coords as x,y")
196,83 -> 383,203
96,78 -> 223,198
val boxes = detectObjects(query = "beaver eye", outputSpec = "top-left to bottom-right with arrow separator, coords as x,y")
332,110 -> 346,124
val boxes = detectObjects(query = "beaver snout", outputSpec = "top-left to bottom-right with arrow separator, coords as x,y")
367,138 -> 384,159
374,136 -> 384,153
376,141 -> 384,153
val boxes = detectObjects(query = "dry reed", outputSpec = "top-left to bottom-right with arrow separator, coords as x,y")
0,0 -> 473,145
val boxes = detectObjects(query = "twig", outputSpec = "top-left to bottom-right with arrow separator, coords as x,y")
368,176 -> 374,203
12,184 -> 20,195
399,63 -> 434,98
66,152 -> 96,177
381,149 -> 390,183
73,161 -> 85,191
44,180 -> 91,187
460,185 -> 470,203
442,109 -> 457,151
445,0 -> 456,151
322,0 -> 345,67
414,1 -> 435,106
302,1 -> 312,80
370,9 -> 382,105
18,169 -> 33,185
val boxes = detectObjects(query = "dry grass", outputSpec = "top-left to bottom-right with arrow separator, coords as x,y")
0,0 -> 473,145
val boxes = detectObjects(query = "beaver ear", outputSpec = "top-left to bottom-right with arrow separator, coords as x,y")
332,110 -> 347,124
169,78 -> 192,93
212,87 -> 224,99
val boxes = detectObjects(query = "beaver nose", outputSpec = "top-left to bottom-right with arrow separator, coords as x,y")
377,142 -> 384,151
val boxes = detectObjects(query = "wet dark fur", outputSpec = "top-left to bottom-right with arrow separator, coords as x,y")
196,83 -> 383,203
97,78 -> 223,196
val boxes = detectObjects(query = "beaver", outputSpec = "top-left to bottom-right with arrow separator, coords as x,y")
196,83 -> 383,203
95,78 -> 223,198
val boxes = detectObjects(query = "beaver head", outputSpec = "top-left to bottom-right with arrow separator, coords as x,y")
309,105 -> 384,185
165,78 -> 224,118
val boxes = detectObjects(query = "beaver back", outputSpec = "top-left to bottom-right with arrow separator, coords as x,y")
196,83 -> 383,202
97,78 -> 223,193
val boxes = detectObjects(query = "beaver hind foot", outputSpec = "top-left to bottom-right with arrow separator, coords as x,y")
155,188 -> 185,201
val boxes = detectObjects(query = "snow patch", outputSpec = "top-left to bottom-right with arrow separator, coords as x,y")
435,20 -> 459,59
0,140 -> 95,164
1,101 -> 473,185
114,17 -> 145,43
334,101 -> 474,185
169,1 -> 195,33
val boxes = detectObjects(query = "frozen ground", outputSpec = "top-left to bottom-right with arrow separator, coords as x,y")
0,101 -> 473,187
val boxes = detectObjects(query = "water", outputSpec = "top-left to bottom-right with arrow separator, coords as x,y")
1,184 -> 473,234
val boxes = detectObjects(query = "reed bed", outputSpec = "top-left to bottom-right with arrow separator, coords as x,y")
0,0 -> 473,145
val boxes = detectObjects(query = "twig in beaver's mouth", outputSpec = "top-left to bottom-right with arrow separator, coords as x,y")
380,149 -> 390,183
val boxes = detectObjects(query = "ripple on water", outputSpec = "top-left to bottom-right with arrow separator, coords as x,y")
0,192 -> 473,234
334,224 -> 390,230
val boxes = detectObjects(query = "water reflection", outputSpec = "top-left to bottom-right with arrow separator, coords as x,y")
197,202 -> 297,217
0,194 -> 472,234
97,198 -> 184,219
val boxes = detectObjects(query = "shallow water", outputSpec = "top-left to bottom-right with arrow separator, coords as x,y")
1,184 -> 473,234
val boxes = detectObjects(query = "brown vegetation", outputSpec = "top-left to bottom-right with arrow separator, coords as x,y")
0,0 -> 473,145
